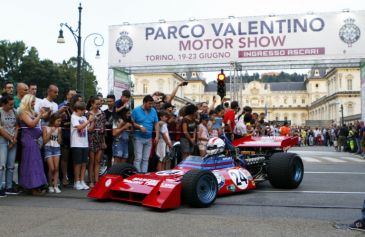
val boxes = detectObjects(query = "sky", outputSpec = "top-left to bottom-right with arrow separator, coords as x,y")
1,0 -> 364,95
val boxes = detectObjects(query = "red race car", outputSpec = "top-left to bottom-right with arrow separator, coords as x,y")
88,136 -> 303,209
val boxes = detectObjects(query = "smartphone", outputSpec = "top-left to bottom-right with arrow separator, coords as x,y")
182,82 -> 188,86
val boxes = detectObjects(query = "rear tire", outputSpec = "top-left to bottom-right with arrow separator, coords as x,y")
267,152 -> 304,189
107,163 -> 137,178
182,170 -> 218,207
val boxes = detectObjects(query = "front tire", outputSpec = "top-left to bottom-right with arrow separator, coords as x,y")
267,152 -> 304,189
182,170 -> 218,207
107,163 -> 137,178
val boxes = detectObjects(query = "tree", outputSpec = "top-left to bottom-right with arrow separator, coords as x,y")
0,40 -> 27,81
0,40 -> 99,102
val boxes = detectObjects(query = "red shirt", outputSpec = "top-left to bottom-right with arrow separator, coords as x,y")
223,109 -> 236,132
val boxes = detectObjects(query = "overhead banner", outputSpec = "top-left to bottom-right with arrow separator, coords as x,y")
109,11 -> 365,69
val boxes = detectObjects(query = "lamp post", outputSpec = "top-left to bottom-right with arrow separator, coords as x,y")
57,3 -> 82,94
82,33 -> 104,96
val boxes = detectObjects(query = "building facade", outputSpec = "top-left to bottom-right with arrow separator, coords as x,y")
308,67 -> 361,125
131,67 -> 361,126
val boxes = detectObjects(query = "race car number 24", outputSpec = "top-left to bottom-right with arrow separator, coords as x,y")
228,169 -> 248,190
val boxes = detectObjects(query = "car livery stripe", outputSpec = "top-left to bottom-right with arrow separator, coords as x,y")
179,161 -> 234,167
177,163 -> 233,169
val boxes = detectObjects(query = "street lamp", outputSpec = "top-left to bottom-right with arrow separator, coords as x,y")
82,33 -> 104,96
57,3 -> 104,97
57,3 -> 82,94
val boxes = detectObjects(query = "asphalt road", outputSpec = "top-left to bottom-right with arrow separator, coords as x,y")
0,146 -> 364,237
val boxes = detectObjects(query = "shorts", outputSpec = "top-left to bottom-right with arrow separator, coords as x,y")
180,137 -> 194,154
112,138 -> 128,159
72,147 -> 89,164
44,146 -> 61,159
156,140 -> 170,162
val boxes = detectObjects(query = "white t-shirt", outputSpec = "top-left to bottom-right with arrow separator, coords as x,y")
33,97 -> 43,113
44,126 -> 60,147
35,98 -> 58,126
35,98 -> 58,114
71,113 -> 88,148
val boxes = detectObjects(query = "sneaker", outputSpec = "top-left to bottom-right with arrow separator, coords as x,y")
80,181 -> 89,190
48,186 -> 55,193
74,181 -> 83,190
54,186 -> 61,194
0,189 -> 7,198
349,219 -> 365,232
5,188 -> 19,195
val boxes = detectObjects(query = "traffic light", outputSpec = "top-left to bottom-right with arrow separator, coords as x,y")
217,69 -> 226,99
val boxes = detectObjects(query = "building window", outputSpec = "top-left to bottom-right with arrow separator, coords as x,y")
293,98 -> 296,104
315,70 -> 319,76
192,72 -> 196,78
348,103 -> 354,114
315,83 -> 319,88
283,98 -> 287,104
347,79 -> 352,90
302,98 -> 305,104
143,84 -> 148,94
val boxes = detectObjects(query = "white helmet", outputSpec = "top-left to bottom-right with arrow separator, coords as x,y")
206,137 -> 225,155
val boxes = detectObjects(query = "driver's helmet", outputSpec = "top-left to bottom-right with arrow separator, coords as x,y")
206,137 -> 225,155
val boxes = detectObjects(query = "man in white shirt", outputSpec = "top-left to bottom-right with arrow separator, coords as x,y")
35,85 -> 66,125
29,83 -> 42,112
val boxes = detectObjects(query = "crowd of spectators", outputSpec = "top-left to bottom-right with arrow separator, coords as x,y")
0,80 -> 364,198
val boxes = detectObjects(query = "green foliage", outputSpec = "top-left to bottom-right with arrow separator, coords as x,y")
261,71 -> 304,83
0,40 -> 27,81
0,40 -> 98,103
226,71 -> 304,83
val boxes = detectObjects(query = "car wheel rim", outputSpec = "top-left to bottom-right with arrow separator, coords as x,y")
196,174 -> 217,204
292,159 -> 303,182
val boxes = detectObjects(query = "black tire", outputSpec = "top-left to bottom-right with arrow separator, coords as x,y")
267,152 -> 304,189
182,170 -> 218,207
107,163 -> 137,178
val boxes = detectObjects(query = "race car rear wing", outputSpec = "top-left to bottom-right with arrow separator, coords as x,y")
232,136 -> 298,150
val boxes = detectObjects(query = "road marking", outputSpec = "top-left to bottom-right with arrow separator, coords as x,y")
341,156 -> 365,162
301,156 -> 321,162
305,171 -> 365,175
256,190 -> 365,195
320,156 -> 346,163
